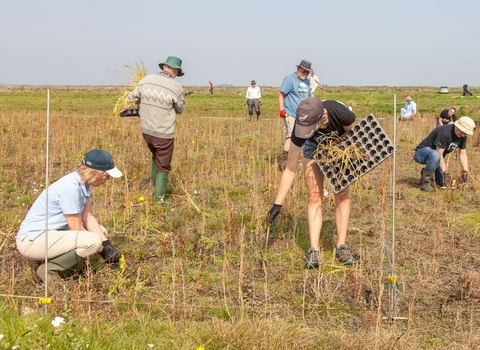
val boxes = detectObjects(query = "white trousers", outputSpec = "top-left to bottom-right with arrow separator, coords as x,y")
400,108 -> 412,119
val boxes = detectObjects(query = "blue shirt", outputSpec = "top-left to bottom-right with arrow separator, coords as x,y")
280,73 -> 310,118
404,101 -> 416,113
17,171 -> 91,241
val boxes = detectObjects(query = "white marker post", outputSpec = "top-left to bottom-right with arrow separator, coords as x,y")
43,89 -> 51,309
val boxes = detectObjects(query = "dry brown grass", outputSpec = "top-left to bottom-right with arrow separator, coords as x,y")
1,86 -> 480,349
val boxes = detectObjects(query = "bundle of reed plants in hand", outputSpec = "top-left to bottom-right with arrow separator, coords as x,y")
112,60 -> 147,117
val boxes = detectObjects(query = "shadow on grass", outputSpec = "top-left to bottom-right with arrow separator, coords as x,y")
293,218 -> 337,252
396,176 -> 420,188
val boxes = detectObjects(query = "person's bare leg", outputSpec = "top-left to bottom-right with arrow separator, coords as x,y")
303,158 -> 324,249
284,138 -> 291,152
333,187 -> 350,246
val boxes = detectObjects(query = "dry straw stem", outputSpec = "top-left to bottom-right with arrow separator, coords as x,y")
312,134 -> 366,176
112,60 -> 147,116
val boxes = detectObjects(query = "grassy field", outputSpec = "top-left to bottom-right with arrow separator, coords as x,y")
1,85 -> 480,349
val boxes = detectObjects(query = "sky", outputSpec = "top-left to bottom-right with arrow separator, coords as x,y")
2,0 -> 480,87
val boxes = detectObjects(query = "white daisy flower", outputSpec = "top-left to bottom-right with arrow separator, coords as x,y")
51,316 -> 65,328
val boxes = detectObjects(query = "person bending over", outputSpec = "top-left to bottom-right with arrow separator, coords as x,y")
267,97 -> 356,268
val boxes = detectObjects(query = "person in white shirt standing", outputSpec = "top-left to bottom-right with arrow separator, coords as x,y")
308,71 -> 322,96
245,80 -> 262,121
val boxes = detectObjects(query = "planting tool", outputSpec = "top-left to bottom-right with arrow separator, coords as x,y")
119,108 -> 140,117
257,226 -> 277,264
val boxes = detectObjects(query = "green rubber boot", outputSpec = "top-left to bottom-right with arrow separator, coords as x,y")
420,170 -> 435,192
36,250 -> 84,286
154,172 -> 169,202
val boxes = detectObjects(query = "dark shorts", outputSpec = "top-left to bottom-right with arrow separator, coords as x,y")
303,139 -> 318,160
142,134 -> 175,173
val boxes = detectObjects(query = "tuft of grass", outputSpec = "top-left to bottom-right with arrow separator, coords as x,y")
111,60 -> 147,117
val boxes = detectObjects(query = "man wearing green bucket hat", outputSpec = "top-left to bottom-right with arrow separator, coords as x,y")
128,56 -> 185,203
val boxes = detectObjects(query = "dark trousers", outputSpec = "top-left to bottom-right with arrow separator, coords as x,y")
247,99 -> 260,115
142,134 -> 175,173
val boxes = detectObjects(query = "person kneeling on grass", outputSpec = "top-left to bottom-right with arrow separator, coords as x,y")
266,97 -> 356,269
436,106 -> 457,126
16,149 -> 123,286
413,116 -> 474,192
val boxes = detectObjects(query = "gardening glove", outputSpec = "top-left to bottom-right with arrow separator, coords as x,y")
279,110 -> 287,118
259,100 -> 262,106
462,170 -> 469,183
266,204 -> 282,227
442,171 -> 452,188
119,108 -> 140,117
99,240 -> 121,263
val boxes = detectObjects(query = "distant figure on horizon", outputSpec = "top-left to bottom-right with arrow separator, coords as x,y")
308,71 -> 322,96
245,80 -> 261,121
463,82 -> 472,96
209,81 -> 214,95
436,106 -> 457,126
400,95 -> 416,121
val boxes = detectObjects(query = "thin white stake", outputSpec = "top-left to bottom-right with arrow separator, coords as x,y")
391,94 -> 397,315
44,90 -> 50,306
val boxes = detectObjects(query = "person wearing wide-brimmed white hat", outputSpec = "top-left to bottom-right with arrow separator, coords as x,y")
414,116 -> 475,191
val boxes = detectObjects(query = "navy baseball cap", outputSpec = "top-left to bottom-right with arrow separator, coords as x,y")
82,149 -> 122,178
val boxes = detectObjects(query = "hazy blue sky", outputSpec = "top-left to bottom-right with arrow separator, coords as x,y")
2,0 -> 479,87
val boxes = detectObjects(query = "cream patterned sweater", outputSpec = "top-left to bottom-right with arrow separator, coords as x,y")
128,71 -> 185,139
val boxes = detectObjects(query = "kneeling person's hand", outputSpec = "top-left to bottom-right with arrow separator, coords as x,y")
99,240 -> 121,263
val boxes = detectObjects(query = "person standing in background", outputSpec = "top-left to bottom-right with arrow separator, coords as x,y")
245,80 -> 262,121
128,56 -> 185,203
309,71 -> 322,96
277,59 -> 312,170
209,81 -> 214,95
